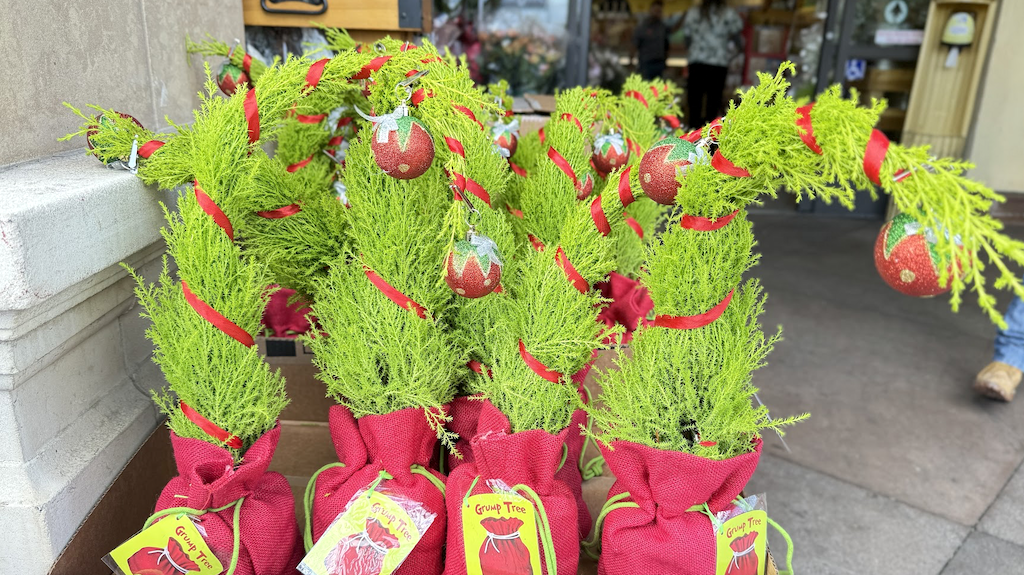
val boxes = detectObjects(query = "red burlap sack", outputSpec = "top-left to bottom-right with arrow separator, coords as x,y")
261,287 -> 312,337
309,405 -> 446,575
725,531 -> 758,575
597,438 -> 762,575
595,272 -> 653,344
445,400 -> 580,575
553,357 -> 599,539
446,394 -> 485,473
151,424 -> 302,575
478,517 -> 533,575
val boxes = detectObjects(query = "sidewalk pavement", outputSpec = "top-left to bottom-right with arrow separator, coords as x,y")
746,212 -> 1024,574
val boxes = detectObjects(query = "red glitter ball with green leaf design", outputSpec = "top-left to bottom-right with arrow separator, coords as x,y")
638,137 -> 700,205
217,62 -> 248,96
445,235 -> 503,298
370,115 -> 435,180
874,212 -> 962,297
592,132 -> 630,174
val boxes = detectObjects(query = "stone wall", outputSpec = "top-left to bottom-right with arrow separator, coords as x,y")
0,2 -> 243,573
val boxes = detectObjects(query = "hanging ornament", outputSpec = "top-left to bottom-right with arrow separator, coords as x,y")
333,181 -> 351,208
576,173 -> 595,200
217,61 -> 248,96
638,137 -> 703,205
445,229 -> 503,298
592,132 -> 630,174
874,212 -> 962,297
359,104 -> 435,180
86,112 -> 144,164
491,119 -> 519,158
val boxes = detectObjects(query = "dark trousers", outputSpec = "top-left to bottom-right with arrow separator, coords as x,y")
639,60 -> 667,81
687,62 -> 728,128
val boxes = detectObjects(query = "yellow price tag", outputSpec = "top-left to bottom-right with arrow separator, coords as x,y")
462,492 -> 543,575
107,514 -> 223,575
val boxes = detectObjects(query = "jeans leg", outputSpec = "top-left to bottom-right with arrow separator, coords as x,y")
994,296 -> 1024,371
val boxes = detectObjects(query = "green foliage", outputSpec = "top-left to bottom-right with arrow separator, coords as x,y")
186,35 -> 271,81
590,279 -> 805,459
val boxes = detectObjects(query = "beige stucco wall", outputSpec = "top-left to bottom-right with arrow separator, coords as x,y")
0,0 -> 244,167
966,1 -> 1024,193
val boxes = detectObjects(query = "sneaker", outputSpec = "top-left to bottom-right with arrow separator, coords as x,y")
974,361 -> 1022,402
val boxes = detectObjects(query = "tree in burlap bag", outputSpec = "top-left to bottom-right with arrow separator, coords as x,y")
66,59 -> 319,575
445,401 -> 579,575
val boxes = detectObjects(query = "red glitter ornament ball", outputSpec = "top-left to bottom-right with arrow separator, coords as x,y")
370,115 -> 435,180
217,62 -> 249,96
592,133 -> 630,174
874,213 -> 959,297
638,137 -> 699,205
86,112 -> 144,164
445,236 -> 503,298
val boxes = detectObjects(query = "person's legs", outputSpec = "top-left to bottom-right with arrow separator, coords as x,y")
994,296 -> 1024,369
687,63 -> 709,127
704,65 -> 728,121
639,60 -> 666,81
976,295 -> 1024,401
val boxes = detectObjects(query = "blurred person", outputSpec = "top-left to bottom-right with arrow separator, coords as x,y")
682,0 -> 744,127
975,295 -> 1024,401
632,1 -> 671,80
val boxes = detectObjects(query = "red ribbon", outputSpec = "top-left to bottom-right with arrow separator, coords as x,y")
257,204 -> 302,218
528,234 -> 546,252
286,155 -> 314,173
555,246 -> 589,293
401,42 -> 416,51
650,85 -> 660,98
296,113 -> 326,124
711,150 -> 750,177
364,267 -> 427,319
626,138 -> 642,156
405,69 -> 420,78
661,115 -> 681,129
626,90 -> 649,108
683,129 -> 702,143
450,172 -> 492,207
618,166 -> 634,207
624,215 -> 643,238
863,129 -> 889,186
509,161 -> 527,177
179,401 -> 243,449
244,88 -> 260,145
453,104 -> 484,130
560,113 -> 583,133
411,88 -> 429,106
139,140 -> 165,158
708,118 -> 723,139
538,127 -> 545,144
519,339 -> 563,383
305,58 -> 329,90
193,181 -> 233,241
591,197 -> 610,236
680,209 -> 739,231
504,109 -> 514,118
506,203 -> 524,219
420,56 -> 441,64
241,53 -> 252,75
445,136 -> 466,158
467,360 -> 493,378
352,55 -> 392,80
653,289 -> 734,330
796,103 -> 822,155
327,135 -> 344,147
181,281 -> 254,347
547,147 -> 577,185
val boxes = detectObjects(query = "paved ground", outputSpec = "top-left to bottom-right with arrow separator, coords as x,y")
745,211 -> 1024,574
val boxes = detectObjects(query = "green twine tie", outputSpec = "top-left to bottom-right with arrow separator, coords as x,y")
143,497 -> 244,575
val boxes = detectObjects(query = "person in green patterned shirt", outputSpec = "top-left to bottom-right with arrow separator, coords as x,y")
682,0 -> 744,127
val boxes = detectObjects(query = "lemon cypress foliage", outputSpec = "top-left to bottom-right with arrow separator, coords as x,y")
115,76 -> 313,460
303,38 -> 519,444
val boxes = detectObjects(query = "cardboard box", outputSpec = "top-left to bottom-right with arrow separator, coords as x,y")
49,339 -> 777,575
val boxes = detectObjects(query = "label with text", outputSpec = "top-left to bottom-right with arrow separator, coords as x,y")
463,492 -> 542,575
